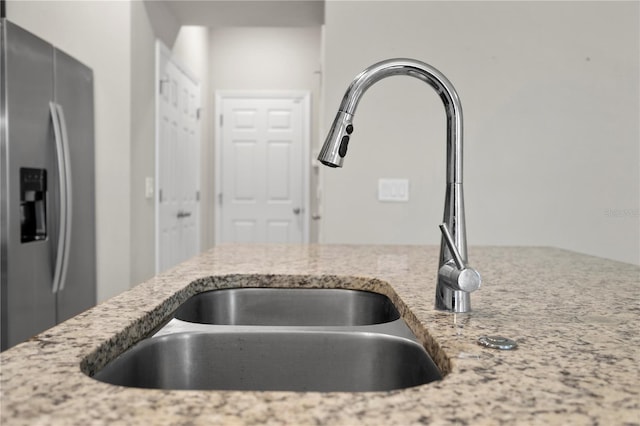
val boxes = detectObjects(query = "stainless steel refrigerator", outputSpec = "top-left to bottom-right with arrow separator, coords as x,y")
0,19 -> 96,351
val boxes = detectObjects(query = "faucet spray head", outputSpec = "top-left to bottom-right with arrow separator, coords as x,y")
318,111 -> 354,168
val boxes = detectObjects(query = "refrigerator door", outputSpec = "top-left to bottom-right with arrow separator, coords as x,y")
53,48 -> 96,322
1,20 -> 57,350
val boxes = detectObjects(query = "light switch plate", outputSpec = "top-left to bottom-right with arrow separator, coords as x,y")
378,178 -> 409,202
145,177 -> 154,199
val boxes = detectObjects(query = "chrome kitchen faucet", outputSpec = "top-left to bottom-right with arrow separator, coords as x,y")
318,58 -> 481,313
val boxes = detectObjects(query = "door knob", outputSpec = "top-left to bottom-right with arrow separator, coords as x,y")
293,207 -> 301,215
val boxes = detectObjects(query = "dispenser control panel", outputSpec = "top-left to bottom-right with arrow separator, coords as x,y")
20,168 -> 47,243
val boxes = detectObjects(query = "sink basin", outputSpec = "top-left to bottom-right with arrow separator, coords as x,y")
174,288 -> 400,326
93,331 -> 441,392
88,279 -> 445,393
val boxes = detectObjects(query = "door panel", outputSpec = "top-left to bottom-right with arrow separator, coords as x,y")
267,141 -> 292,201
220,96 -> 305,243
156,46 -> 200,273
232,141 -> 258,202
53,48 -> 96,323
233,220 -> 256,243
267,221 -> 290,243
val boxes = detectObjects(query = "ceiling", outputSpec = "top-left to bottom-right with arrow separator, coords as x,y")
162,0 -> 325,27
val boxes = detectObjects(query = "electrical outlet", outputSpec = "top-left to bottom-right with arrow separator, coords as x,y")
378,178 -> 409,202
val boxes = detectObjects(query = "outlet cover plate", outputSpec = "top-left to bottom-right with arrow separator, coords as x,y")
378,178 -> 409,202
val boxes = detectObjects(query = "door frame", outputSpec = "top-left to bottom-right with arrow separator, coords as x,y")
155,41 -> 201,273
214,90 -> 311,245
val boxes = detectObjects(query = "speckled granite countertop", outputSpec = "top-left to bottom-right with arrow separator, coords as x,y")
1,245 -> 639,425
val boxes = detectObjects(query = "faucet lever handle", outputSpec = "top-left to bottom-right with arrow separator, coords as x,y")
439,223 -> 482,293
439,223 -> 465,269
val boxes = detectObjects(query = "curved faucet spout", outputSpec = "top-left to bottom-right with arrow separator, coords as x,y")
318,58 -> 481,313
318,58 -> 463,184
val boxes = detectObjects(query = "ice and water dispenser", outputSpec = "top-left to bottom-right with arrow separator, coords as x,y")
20,168 -> 47,243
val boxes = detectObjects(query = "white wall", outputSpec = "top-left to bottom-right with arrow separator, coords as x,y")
209,27 -> 322,90
8,1 -> 133,301
322,1 -> 639,265
130,0 -> 160,287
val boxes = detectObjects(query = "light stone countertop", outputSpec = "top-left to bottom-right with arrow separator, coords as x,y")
1,245 -> 638,425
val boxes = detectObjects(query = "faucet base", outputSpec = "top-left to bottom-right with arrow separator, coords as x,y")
435,284 -> 471,313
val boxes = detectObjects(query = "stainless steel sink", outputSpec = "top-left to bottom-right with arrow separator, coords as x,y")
90,279 -> 444,393
93,331 -> 441,392
174,288 -> 400,326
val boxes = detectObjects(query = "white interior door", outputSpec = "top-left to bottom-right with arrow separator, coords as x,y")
216,93 -> 310,244
156,42 -> 200,272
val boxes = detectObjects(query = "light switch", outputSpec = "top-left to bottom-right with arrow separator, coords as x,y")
145,177 -> 154,199
378,178 -> 409,202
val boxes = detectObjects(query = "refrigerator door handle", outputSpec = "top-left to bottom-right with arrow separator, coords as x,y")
49,102 -> 72,294
55,104 -> 72,292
